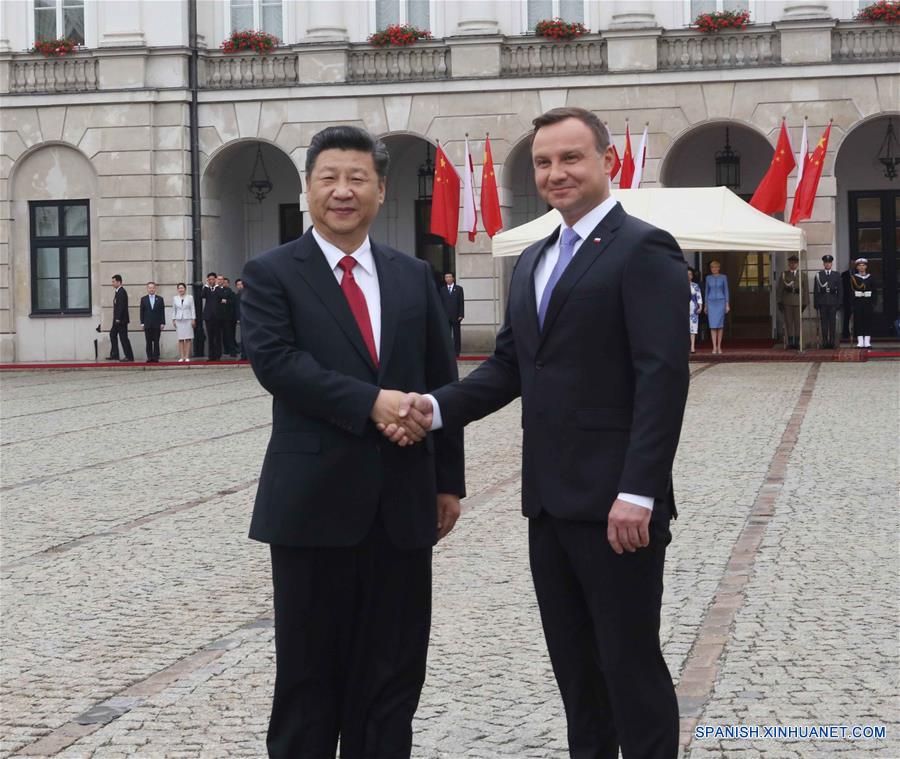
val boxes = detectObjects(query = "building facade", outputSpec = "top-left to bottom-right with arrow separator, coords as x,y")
1,0 -> 898,361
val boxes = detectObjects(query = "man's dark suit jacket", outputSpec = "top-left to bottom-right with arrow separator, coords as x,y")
215,287 -> 235,321
439,284 -> 465,322
113,287 -> 129,324
139,295 -> 166,328
240,229 -> 465,550
433,202 -> 689,523
201,285 -> 217,320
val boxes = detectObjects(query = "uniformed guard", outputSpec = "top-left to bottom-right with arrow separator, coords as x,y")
814,254 -> 842,349
776,255 -> 809,349
849,258 -> 877,348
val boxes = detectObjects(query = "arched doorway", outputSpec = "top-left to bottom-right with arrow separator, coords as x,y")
9,143 -> 100,361
201,140 -> 302,282
662,121 -> 776,341
372,133 -> 452,286
835,114 -> 900,337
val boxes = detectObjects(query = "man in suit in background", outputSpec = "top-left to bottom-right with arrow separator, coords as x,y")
439,272 -> 465,356
240,125 -> 465,759
107,274 -> 134,362
841,260 -> 854,341
201,271 -> 222,361
385,108 -> 688,758
223,277 -> 239,356
139,281 -> 166,362
234,278 -> 246,359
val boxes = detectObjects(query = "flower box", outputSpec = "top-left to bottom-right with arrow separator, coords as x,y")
534,18 -> 589,41
32,37 -> 78,57
368,24 -> 432,47
693,10 -> 751,33
221,29 -> 280,55
856,0 -> 899,24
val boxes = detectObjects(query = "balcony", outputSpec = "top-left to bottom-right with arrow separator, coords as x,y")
832,20 -> 900,62
501,35 -> 606,77
8,52 -> 99,94
658,27 -> 780,71
348,41 -> 450,83
202,49 -> 298,89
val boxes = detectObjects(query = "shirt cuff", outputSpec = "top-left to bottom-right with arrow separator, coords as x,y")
423,394 -> 443,431
618,492 -> 654,511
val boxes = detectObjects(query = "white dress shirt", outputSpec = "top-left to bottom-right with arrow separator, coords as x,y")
427,195 -> 654,512
313,227 -> 382,359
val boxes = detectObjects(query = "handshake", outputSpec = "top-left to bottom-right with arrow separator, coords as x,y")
370,390 -> 435,447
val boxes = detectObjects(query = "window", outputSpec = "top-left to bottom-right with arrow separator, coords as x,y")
375,0 -> 431,29
34,0 -> 85,45
30,200 -> 91,315
737,253 -> 770,291
687,0 -> 749,23
526,0 -> 585,31
231,0 -> 283,39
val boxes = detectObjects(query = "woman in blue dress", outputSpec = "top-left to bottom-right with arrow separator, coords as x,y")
688,267 -> 702,354
704,259 -> 729,354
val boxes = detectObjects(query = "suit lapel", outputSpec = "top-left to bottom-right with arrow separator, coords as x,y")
292,229 -> 377,372
372,242 -> 399,382
520,232 -> 554,338
538,202 -> 626,348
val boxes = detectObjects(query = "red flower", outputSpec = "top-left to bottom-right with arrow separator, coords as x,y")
220,29 -> 279,54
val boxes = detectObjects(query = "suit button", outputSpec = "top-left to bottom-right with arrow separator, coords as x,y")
535,361 -> 544,370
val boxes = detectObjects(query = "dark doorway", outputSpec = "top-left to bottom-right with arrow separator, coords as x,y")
849,190 -> 899,336
279,203 -> 303,245
415,199 -> 454,287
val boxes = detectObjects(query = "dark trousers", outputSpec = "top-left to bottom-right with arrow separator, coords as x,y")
109,322 -> 133,360
853,301 -> 873,337
205,318 -> 223,360
529,512 -> 678,759
449,320 -> 461,356
225,319 -> 238,355
268,517 -> 432,759
818,306 -> 837,347
144,326 -> 161,361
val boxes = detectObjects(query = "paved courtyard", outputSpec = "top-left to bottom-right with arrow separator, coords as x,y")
1,361 -> 898,758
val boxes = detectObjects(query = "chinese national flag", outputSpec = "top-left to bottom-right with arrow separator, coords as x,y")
618,124 -> 635,189
610,143 -> 621,181
789,121 -> 832,225
749,121 -> 797,215
430,144 -> 460,246
481,136 -> 503,237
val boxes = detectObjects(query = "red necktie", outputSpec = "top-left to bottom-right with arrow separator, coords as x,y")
338,256 -> 379,367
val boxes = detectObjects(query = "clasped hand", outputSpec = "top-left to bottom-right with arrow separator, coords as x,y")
370,390 -> 433,447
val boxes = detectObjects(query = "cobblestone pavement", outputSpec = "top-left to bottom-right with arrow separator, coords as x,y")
1,362 -> 897,758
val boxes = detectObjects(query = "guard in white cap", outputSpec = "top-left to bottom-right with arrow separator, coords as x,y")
850,258 -> 876,348
814,254 -> 841,349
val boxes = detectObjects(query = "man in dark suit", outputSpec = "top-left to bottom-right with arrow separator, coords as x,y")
240,125 -> 465,759
139,282 -> 166,362
214,275 -> 236,357
107,274 -> 134,362
201,271 -> 222,361
385,108 -> 688,758
439,272 -> 465,356
234,278 -> 246,359
223,277 -> 239,356
841,261 -> 854,341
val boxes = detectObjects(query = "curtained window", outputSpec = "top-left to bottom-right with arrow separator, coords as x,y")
374,0 -> 431,29
231,0 -> 283,39
525,0 -> 585,31
34,0 -> 85,45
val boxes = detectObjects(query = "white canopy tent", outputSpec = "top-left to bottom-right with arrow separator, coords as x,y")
491,186 -> 811,349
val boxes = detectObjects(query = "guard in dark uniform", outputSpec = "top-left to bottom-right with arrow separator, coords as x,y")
840,263 -> 854,340
849,257 -> 877,348
813,254 -> 841,349
776,255 -> 809,349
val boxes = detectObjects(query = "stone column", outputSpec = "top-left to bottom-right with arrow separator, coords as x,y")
306,0 -> 347,40
780,1 -> 830,20
455,0 -> 500,35
610,0 -> 657,29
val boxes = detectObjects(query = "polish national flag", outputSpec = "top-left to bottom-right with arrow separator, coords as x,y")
462,135 -> 478,242
631,124 -> 649,189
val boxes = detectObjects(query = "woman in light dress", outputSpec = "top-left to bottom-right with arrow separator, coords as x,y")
171,282 -> 196,362
688,267 -> 703,354
704,260 -> 730,355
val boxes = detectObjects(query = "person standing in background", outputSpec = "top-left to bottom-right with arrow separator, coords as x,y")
841,261 -> 854,341
813,254 -> 841,349
172,282 -> 196,362
439,272 -> 465,357
234,278 -> 246,359
849,258 -> 876,348
202,272 -> 222,361
704,260 -> 729,354
223,277 -> 238,357
688,266 -> 702,354
139,281 -> 166,363
776,255 -> 809,350
107,274 -> 134,362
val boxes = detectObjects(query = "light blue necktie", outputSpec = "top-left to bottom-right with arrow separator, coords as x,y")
538,227 -> 580,329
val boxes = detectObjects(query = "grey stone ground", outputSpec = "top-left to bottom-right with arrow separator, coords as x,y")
1,362 -> 897,758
